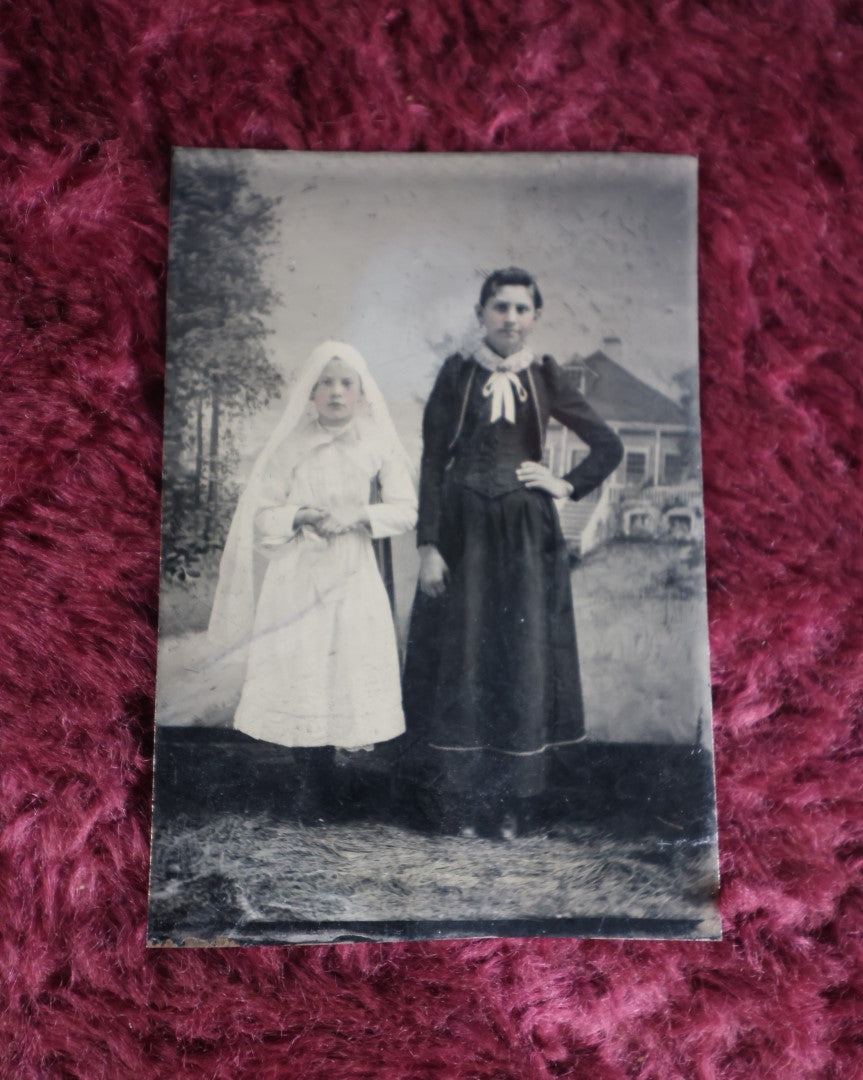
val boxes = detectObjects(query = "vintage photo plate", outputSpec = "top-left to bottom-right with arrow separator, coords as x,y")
148,151 -> 720,946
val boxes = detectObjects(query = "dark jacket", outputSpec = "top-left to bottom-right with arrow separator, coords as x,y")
417,353 -> 624,547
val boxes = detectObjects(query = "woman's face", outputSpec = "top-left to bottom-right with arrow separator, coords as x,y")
312,358 -> 363,426
477,284 -> 540,357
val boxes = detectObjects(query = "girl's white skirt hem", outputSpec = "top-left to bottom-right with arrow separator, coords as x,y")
232,531 -> 406,749
233,709 -> 405,750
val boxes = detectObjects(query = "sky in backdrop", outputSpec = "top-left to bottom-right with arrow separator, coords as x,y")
165,152 -> 708,741
175,150 -> 699,469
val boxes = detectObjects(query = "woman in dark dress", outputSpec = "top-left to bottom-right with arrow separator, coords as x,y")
400,268 -> 624,838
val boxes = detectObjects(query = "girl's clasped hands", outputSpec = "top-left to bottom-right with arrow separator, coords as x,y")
293,505 -> 370,537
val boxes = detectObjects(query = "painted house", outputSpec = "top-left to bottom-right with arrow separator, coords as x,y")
546,338 -> 704,554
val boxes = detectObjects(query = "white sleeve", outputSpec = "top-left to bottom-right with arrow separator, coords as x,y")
255,458 -> 302,541
256,504 -> 305,544
366,451 -> 418,539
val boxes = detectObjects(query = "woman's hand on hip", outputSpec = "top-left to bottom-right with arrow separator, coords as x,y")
517,461 -> 574,499
418,545 -> 449,598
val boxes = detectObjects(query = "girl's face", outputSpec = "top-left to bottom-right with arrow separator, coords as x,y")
477,284 -> 540,357
312,358 -> 363,426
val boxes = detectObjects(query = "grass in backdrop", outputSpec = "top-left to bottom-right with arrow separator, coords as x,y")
156,539 -> 709,744
575,540 -> 709,743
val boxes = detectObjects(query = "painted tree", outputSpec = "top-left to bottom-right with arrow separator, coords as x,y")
162,156 -> 283,579
670,366 -> 702,483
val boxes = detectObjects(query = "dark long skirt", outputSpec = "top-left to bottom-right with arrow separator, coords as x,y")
401,482 -> 585,808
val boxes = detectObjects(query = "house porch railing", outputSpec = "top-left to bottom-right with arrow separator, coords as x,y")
577,480 -> 704,556
606,481 -> 702,507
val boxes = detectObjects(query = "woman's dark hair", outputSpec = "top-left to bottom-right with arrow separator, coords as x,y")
478,267 -> 543,311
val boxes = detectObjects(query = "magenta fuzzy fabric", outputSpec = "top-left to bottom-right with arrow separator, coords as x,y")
2,2 -> 861,1076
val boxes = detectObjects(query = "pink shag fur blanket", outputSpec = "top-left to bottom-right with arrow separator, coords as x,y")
1,2 -> 861,1077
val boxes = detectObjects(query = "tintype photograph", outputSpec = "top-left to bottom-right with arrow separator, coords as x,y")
148,151 -> 720,946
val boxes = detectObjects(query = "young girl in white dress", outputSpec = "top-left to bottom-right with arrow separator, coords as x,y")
208,342 -> 417,770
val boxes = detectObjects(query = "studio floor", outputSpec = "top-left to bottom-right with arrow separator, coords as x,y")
149,732 -> 719,946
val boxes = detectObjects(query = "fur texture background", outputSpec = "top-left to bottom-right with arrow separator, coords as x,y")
1,1 -> 861,1076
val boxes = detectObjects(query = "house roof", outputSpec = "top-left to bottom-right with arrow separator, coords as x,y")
565,351 -> 687,425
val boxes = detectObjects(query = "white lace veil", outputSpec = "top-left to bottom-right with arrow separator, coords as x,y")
207,340 -> 407,655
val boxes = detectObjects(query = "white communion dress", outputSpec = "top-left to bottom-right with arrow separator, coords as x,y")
232,419 -> 417,749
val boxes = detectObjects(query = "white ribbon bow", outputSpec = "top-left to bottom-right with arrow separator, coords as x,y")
482,370 -> 529,424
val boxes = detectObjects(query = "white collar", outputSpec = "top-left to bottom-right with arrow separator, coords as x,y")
473,342 -> 535,374
305,417 -> 361,449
